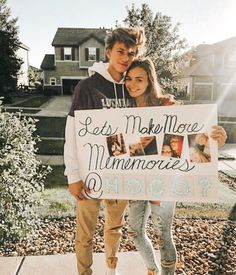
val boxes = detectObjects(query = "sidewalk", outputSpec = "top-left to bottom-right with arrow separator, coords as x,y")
0,251 -> 160,275
35,96 -> 71,117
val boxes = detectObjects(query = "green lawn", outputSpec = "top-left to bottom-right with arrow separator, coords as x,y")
12,96 -> 52,108
44,165 -> 67,188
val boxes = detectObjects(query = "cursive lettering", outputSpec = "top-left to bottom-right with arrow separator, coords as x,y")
78,116 -> 118,137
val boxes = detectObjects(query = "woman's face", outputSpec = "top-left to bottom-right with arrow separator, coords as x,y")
195,134 -> 208,146
125,67 -> 149,99
161,145 -> 172,157
189,147 -> 201,163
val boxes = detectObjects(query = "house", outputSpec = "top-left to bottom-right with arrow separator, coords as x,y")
41,27 -> 109,95
179,37 -> 236,114
178,37 -> 236,142
17,42 -> 30,87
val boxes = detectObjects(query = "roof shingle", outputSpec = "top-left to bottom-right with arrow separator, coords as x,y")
41,54 -> 55,69
52,27 -> 109,46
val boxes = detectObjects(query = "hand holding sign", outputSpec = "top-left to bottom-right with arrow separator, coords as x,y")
68,180 -> 90,200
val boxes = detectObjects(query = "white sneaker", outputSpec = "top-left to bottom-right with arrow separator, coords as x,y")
106,267 -> 120,275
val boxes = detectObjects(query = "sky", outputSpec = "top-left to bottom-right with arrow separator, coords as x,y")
6,0 -> 236,68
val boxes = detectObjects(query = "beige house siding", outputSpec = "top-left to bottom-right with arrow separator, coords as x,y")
41,28 -> 107,95
44,64 -> 88,86
80,37 -> 106,67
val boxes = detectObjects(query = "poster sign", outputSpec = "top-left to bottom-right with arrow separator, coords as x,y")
74,104 -> 218,202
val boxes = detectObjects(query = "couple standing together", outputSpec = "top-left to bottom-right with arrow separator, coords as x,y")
64,27 -> 226,275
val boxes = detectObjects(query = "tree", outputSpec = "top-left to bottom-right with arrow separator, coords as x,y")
0,101 -> 51,243
123,3 -> 189,94
28,66 -> 43,92
0,0 -> 22,95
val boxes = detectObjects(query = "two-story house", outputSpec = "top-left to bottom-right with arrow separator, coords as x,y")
40,27 -> 109,95
179,36 -> 236,142
179,37 -> 236,114
17,42 -> 30,88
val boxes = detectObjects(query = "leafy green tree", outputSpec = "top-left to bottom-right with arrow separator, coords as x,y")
28,66 -> 43,92
123,3 -> 189,94
0,101 -> 51,244
0,0 -> 22,95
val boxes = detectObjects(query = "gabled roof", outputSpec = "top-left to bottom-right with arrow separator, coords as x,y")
40,54 -> 55,69
180,59 -> 214,77
195,36 -> 236,56
180,36 -> 236,77
52,27 -> 109,46
211,36 -> 236,49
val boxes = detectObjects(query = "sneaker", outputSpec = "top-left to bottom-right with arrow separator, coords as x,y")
106,268 -> 120,275
147,271 -> 158,275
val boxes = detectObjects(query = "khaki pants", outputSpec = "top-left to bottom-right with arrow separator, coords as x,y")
75,199 -> 127,275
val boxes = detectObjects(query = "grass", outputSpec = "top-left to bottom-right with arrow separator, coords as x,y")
44,165 -> 67,188
175,202 -> 232,220
35,186 -> 76,218
37,139 -> 65,155
34,116 -> 66,138
12,96 -> 52,108
34,184 -> 234,220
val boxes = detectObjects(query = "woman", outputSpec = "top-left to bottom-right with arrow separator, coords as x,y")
125,57 -> 227,275
189,145 -> 210,163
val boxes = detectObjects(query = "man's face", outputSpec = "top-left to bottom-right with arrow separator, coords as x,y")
106,42 -> 137,80
170,137 -> 179,151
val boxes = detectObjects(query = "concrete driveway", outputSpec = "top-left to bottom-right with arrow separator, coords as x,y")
36,96 -> 72,116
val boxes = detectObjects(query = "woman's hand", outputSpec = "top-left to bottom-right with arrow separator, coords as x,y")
211,125 -> 227,148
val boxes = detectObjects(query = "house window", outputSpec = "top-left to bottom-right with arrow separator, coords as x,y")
85,47 -> 100,61
226,51 -> 236,68
64,47 -> 72,60
50,78 -> 56,86
88,47 -> 96,61
194,83 -> 213,100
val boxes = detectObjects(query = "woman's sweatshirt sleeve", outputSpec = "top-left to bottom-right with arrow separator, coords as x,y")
64,115 -> 82,184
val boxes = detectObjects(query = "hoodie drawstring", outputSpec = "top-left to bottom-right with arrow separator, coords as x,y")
122,84 -> 126,108
113,83 -> 118,108
113,83 -> 126,108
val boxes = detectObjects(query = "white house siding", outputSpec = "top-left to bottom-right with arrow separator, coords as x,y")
17,44 -> 29,87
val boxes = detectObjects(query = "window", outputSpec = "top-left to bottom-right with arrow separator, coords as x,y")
50,78 -> 56,86
194,83 -> 213,100
64,47 -> 72,60
226,51 -> 236,68
88,47 -> 96,61
85,47 -> 100,61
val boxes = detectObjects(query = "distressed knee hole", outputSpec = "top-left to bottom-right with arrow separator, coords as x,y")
127,227 -> 138,238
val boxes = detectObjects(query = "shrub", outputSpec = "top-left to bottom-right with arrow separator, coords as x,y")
0,100 -> 51,244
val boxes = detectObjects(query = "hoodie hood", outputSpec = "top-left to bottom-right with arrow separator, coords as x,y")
88,62 -> 124,84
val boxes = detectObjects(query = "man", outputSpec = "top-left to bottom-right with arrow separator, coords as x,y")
64,27 -> 145,275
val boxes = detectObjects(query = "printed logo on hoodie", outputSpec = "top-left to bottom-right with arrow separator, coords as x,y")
101,98 -> 132,109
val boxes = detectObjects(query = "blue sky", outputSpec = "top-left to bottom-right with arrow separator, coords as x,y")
7,0 -> 236,68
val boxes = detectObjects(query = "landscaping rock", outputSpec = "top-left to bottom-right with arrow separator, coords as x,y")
0,216 -> 235,274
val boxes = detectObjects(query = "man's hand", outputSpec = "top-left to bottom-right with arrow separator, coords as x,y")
211,125 -> 227,148
68,180 -> 90,200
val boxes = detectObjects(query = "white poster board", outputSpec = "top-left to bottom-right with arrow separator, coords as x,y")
74,104 -> 218,202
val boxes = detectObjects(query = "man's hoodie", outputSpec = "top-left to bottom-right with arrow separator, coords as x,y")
64,62 -> 132,184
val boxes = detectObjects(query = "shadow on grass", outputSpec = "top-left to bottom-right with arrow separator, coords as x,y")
12,96 -> 52,108
44,165 -> 67,188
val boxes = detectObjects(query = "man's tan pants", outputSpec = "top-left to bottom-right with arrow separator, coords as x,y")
75,199 -> 127,275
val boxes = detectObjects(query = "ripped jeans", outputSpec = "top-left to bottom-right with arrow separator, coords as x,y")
128,200 -> 177,275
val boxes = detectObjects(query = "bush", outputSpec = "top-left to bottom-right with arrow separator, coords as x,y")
0,100 -> 51,244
